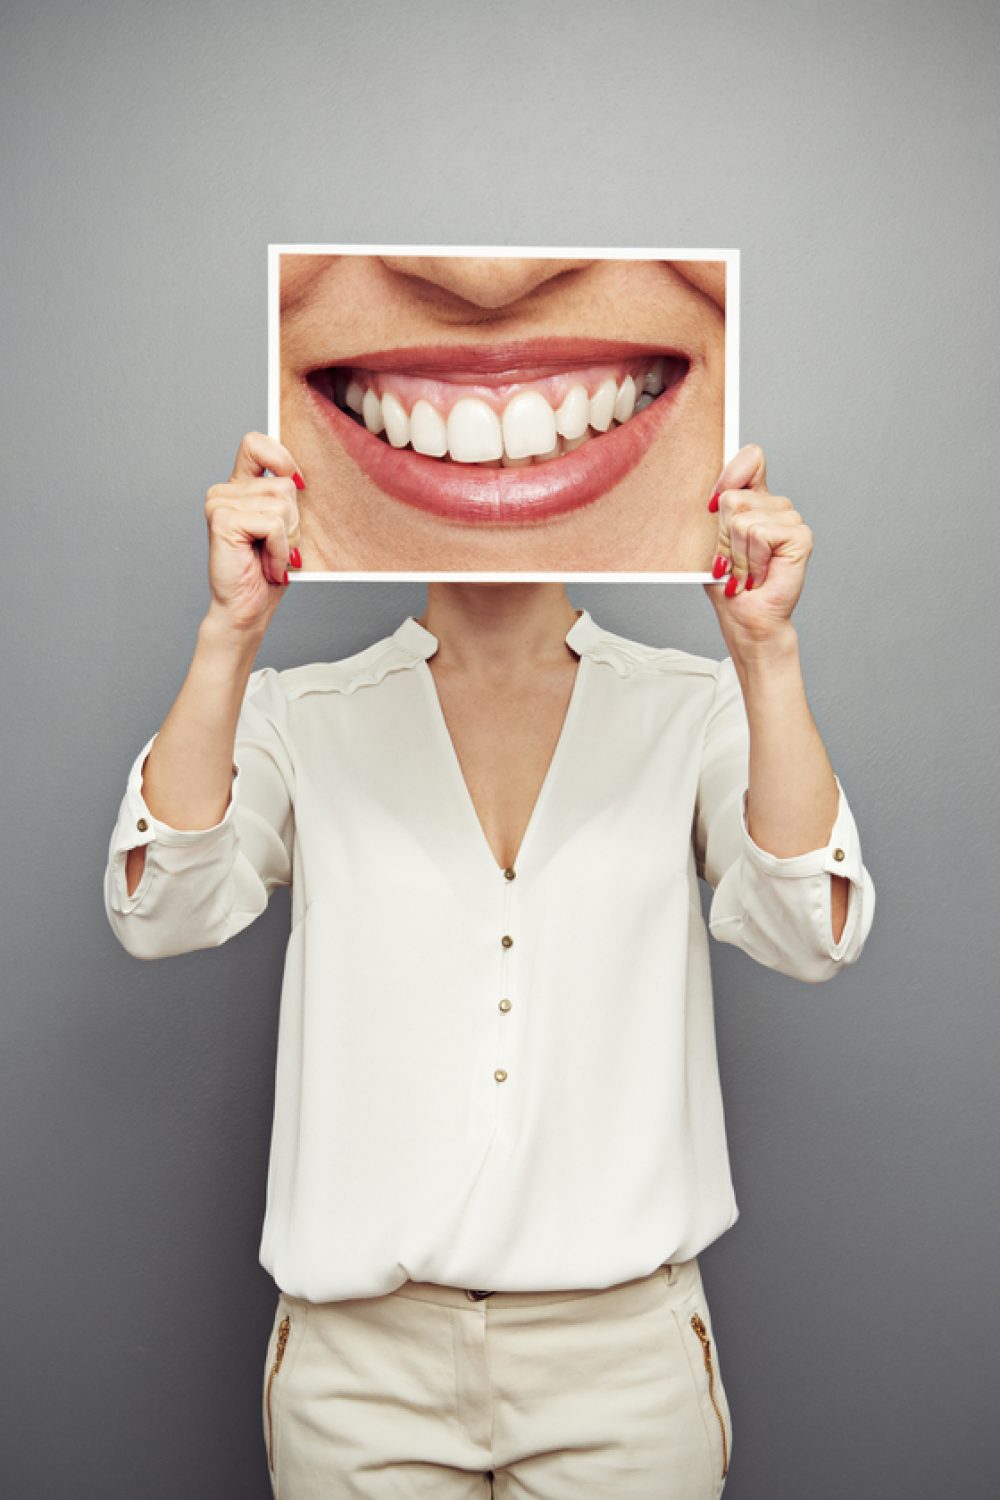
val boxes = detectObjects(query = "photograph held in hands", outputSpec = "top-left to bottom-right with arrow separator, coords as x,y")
271,245 -> 738,580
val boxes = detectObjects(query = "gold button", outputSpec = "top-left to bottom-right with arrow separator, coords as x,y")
136,818 -> 148,832
499,999 -> 512,1013
503,867 -> 516,882
833,847 -> 845,862
501,934 -> 513,949
494,1068 -> 508,1083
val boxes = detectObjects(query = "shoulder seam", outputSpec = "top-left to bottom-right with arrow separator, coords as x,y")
583,630 -> 720,679
276,638 -> 424,700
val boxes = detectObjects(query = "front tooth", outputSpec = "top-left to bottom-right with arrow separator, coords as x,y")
502,390 -> 557,459
555,385 -> 590,440
345,378 -> 365,415
362,388 -> 384,434
643,358 -> 665,396
447,398 -> 503,463
589,377 -> 617,432
562,430 -> 592,453
410,399 -> 448,457
501,452 -> 533,468
532,439 -> 562,464
382,390 -> 410,448
613,375 -> 637,423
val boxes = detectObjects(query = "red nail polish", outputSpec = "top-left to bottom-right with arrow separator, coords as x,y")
712,554 -> 728,579
292,471 -> 306,491
724,574 -> 739,598
289,546 -> 302,569
283,570 -> 289,585
708,492 -> 720,513
745,573 -> 754,590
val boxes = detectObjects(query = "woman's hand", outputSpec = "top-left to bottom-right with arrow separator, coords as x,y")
700,443 -> 851,939
203,432 -> 306,637
702,443 -> 812,662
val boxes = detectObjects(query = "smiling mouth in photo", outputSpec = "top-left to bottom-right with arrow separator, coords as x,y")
303,341 -> 693,527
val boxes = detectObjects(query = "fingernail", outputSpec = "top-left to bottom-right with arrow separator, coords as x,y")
292,471 -> 306,491
708,492 -> 720,513
283,570 -> 289,585
724,574 -> 739,598
745,573 -> 754,590
712,554 -> 728,579
289,546 -> 302,569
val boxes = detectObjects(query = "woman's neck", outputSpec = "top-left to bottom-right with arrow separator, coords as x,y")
418,582 -> 580,674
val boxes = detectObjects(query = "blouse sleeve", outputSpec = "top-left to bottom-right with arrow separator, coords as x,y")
693,656 -> 876,983
103,668 -> 294,960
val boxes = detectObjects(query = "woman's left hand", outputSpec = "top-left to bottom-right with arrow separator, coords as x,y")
702,443 -> 813,660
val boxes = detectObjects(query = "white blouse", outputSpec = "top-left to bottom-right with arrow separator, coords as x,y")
104,608 -> 876,1302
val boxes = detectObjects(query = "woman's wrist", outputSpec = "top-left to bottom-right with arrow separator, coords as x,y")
726,622 -> 801,681
198,604 -> 268,668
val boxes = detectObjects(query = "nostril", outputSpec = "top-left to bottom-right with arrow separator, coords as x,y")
377,255 -> 594,313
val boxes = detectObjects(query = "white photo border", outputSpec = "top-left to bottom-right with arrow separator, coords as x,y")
267,244 -> 739,583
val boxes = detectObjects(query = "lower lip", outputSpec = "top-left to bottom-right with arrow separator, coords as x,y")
306,375 -> 689,525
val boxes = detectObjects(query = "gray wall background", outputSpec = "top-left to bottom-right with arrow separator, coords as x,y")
3,1 -> 997,1495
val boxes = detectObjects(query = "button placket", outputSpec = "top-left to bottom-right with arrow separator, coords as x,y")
494,865 -> 515,1089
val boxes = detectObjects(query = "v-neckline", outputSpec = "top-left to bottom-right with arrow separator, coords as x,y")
411,610 -> 591,880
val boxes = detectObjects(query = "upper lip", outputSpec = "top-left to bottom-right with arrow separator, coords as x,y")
310,336 -> 693,382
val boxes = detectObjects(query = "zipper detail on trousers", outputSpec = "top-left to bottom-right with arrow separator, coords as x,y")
266,1314 -> 292,1472
690,1312 -> 729,1478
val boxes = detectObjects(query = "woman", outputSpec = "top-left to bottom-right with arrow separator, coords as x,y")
104,432 -> 876,1498
277,252 -> 727,572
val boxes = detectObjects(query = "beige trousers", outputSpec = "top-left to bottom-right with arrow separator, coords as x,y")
262,1257 -> 732,1498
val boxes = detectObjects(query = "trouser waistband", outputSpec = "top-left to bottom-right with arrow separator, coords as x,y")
385,1259 -> 695,1310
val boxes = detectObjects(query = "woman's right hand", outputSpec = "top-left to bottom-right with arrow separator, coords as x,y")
203,431 -> 305,636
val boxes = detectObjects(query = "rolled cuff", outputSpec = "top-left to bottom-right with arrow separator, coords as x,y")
106,733 -> 241,915
738,775 -> 864,887
709,776 -> 875,979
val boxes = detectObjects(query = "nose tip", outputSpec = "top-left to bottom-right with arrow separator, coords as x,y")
378,255 -> 594,312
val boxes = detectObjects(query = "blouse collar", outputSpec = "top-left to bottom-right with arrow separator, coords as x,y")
393,608 -> 601,661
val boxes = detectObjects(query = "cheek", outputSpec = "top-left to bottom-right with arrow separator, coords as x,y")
641,367 -> 725,491
666,260 -> 728,315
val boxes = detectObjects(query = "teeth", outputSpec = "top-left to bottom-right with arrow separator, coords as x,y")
554,384 -> 591,440
335,356 -> 675,464
613,374 -> 637,424
643,358 -> 665,396
362,388 -> 384,435
502,390 -> 558,460
410,399 -> 448,457
534,439 -> 561,463
589,377 -> 618,433
447,397 -> 503,463
382,390 -> 410,448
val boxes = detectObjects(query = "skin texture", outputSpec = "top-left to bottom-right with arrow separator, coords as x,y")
278,255 -> 726,572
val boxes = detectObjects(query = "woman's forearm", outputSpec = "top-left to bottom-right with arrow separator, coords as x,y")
124,607 -> 265,896
730,626 -> 851,943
